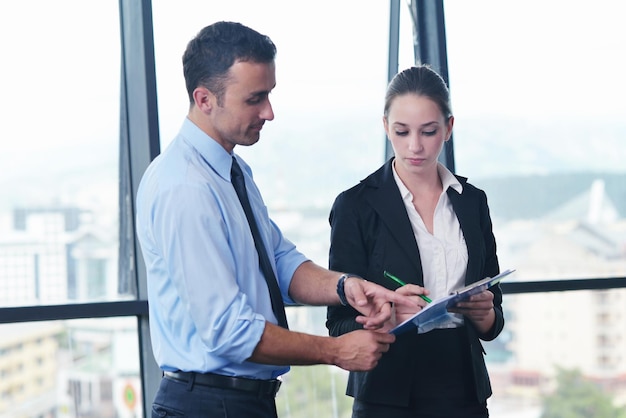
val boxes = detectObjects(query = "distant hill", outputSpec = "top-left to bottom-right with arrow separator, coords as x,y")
476,172 -> 626,221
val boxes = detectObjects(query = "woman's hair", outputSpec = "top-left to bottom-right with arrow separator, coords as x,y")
384,65 -> 453,120
182,21 -> 277,104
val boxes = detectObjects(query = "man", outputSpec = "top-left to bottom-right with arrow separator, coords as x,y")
136,21 -> 414,417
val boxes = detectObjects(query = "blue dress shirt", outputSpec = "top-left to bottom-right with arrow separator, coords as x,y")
136,118 -> 309,379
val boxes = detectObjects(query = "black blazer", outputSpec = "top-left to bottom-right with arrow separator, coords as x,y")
326,158 -> 504,407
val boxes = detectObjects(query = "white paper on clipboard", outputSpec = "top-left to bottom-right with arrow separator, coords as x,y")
389,269 -> 515,335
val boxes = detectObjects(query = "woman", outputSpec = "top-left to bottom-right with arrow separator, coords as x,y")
326,65 -> 504,418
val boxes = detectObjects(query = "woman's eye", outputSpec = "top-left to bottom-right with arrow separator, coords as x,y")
422,130 -> 437,136
394,130 -> 409,136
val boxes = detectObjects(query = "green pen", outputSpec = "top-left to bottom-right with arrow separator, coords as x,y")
383,271 -> 432,303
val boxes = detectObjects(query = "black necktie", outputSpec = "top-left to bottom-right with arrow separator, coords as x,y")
231,157 -> 289,329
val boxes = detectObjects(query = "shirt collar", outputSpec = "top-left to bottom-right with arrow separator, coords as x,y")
179,117 -> 234,181
438,162 -> 463,194
392,161 -> 463,200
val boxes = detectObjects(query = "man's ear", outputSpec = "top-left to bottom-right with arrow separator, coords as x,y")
192,86 -> 215,114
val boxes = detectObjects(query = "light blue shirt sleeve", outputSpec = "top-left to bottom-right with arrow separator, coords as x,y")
136,119 -> 308,379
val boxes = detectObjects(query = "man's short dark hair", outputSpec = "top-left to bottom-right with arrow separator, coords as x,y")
182,21 -> 277,104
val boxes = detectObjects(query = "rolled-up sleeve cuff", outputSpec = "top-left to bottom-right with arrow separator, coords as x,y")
225,313 -> 268,363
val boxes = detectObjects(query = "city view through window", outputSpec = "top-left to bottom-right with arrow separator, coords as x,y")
0,1 -> 624,417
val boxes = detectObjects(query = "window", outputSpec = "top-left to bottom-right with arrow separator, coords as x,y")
0,1 -> 123,306
0,2 -> 144,417
445,1 -> 626,415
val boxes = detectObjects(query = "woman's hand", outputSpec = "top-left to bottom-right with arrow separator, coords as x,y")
448,290 -> 496,334
392,284 -> 429,324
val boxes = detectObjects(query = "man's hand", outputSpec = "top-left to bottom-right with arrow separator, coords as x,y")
332,330 -> 396,371
343,277 -> 419,330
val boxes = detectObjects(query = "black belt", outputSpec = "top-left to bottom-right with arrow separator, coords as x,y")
164,371 -> 281,397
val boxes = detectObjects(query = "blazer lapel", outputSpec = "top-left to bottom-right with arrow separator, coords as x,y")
363,159 -> 423,274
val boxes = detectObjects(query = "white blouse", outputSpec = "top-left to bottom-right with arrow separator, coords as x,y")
392,162 -> 469,329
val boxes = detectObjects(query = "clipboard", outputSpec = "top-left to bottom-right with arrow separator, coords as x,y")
389,268 -> 515,335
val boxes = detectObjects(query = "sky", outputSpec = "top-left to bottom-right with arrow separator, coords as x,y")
0,0 -> 624,214
3,0 -> 625,142
444,0 -> 626,121
150,0 -> 404,146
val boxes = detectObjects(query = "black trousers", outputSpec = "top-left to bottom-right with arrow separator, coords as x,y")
152,375 -> 278,418
352,327 -> 489,418
352,400 -> 488,418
